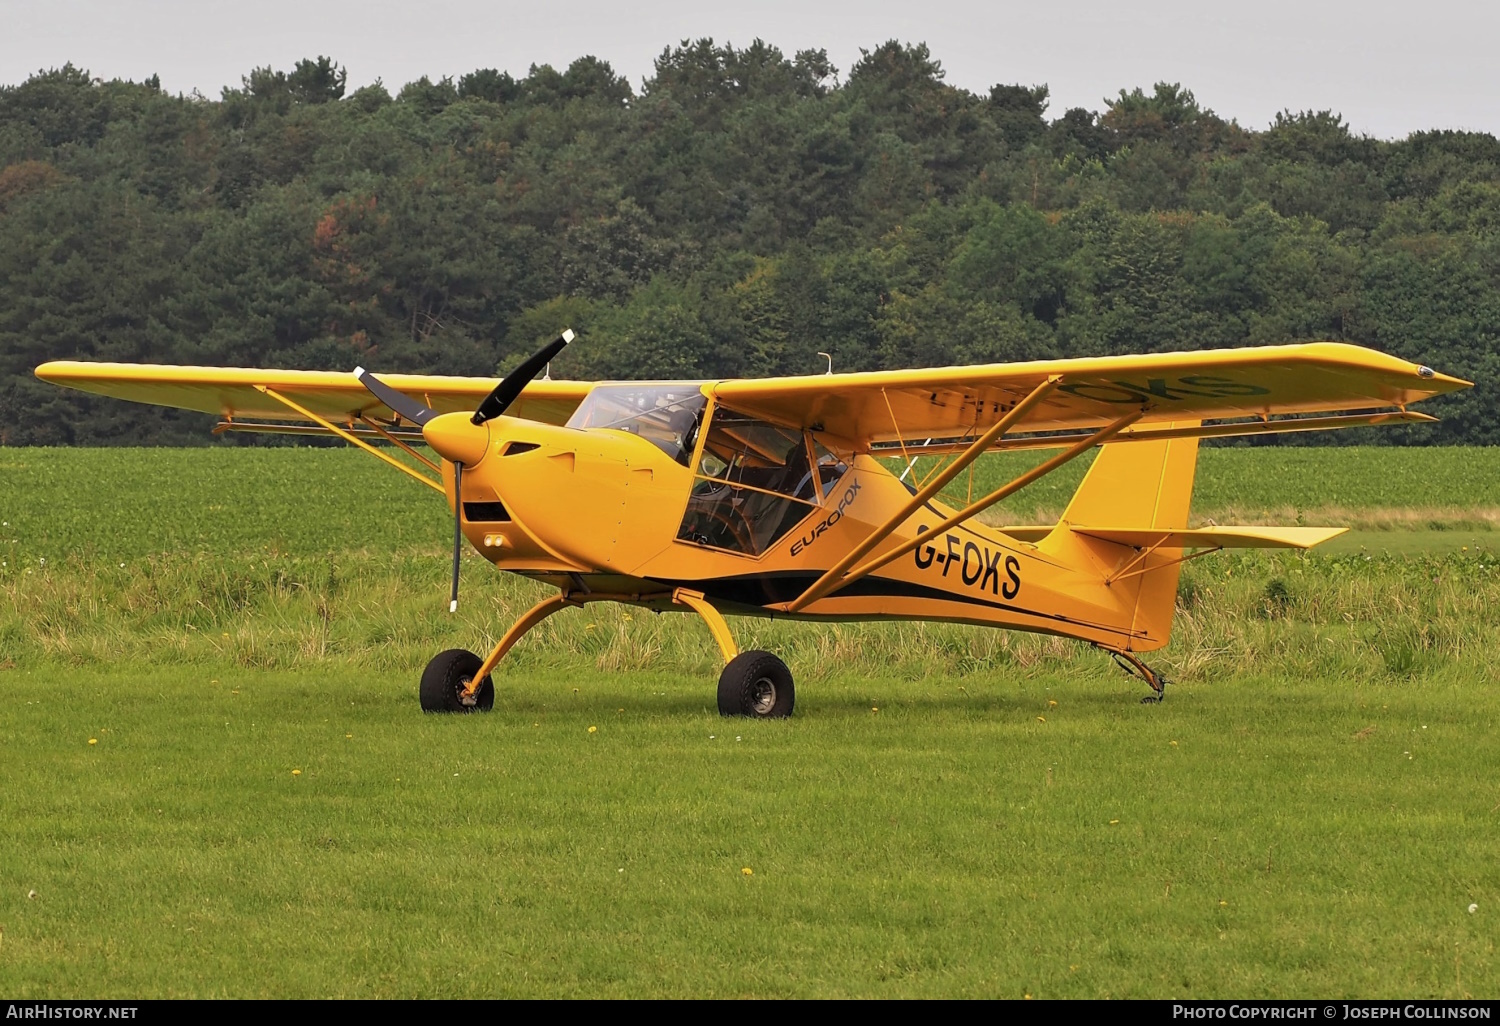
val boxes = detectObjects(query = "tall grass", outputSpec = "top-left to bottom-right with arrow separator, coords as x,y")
4,445 -> 1496,688
5,547 -> 1496,690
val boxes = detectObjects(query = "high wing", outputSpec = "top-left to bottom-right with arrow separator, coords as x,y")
711,342 -> 1469,448
33,362 -> 592,429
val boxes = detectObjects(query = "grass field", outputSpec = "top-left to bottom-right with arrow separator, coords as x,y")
1,446 -> 1498,997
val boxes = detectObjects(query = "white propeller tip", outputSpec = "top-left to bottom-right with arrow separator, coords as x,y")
449,600 -> 458,613
562,328 -> 575,343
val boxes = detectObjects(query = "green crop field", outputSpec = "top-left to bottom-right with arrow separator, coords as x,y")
1,446 -> 1498,997
3,445 -> 1499,563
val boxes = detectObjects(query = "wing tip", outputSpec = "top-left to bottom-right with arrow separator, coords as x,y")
34,360 -> 97,384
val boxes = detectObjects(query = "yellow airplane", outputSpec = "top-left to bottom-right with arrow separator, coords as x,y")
36,337 -> 1469,714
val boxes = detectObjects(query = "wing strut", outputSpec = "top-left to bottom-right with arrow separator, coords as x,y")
255,386 -> 443,493
785,405 -> 1143,613
358,415 -> 441,473
782,376 -> 1060,612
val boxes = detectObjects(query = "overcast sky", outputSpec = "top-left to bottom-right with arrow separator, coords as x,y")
4,0 -> 1496,140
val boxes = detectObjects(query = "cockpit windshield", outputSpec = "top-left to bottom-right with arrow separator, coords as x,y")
565,384 -> 708,466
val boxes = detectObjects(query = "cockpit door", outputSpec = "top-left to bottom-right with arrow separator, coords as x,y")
675,404 -> 821,557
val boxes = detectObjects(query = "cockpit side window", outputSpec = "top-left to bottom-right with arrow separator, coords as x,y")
810,437 -> 850,501
695,408 -> 818,502
565,385 -> 707,466
676,405 -> 820,557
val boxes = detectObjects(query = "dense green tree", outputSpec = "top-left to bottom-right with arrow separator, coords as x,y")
0,43 -> 1495,444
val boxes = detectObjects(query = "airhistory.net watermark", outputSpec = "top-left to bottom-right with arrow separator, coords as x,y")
5,1007 -> 138,1020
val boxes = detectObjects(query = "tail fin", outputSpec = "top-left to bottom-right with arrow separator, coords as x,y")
1061,422 -> 1200,532
1050,422 -> 1201,651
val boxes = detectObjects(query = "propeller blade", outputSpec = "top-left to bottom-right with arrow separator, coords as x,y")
354,367 -> 439,427
450,462 -> 462,613
472,329 -> 573,426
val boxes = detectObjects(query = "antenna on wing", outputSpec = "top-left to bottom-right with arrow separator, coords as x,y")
817,352 -> 833,375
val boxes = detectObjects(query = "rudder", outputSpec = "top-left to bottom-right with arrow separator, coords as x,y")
1054,421 -> 1201,651
1061,421 -> 1200,532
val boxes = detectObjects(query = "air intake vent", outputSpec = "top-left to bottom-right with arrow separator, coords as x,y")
463,501 -> 510,522
502,441 -> 541,456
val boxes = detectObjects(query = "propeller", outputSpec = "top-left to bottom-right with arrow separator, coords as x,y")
472,329 -> 573,425
353,329 -> 575,613
353,366 -> 438,427
450,462 -> 463,613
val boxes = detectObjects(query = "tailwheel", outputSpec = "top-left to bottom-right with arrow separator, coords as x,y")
717,651 -> 795,718
1105,648 -> 1168,704
420,648 -> 495,713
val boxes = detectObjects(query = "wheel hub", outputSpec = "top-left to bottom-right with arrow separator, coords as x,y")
458,677 -> 478,707
749,676 -> 777,715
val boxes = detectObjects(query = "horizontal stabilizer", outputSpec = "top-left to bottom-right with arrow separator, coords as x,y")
1075,525 -> 1347,549
1001,525 -> 1347,549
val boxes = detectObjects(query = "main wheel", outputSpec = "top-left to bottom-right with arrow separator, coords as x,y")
717,650 -> 795,718
420,649 -> 495,713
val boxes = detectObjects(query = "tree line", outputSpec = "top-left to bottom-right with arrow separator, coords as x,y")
1,42 -> 1496,445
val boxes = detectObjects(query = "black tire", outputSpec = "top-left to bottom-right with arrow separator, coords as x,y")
420,649 -> 494,713
717,650 -> 795,718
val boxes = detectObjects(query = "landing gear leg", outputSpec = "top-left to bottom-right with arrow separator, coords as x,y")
671,588 -> 739,664
1103,647 -> 1169,704
671,588 -> 796,719
425,591 -> 574,713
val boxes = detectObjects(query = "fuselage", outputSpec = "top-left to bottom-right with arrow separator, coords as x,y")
425,383 -> 1176,652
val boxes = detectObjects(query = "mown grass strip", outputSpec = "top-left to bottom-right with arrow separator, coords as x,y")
1,655 -> 1495,997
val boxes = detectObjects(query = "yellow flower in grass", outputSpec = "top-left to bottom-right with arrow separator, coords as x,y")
588,725 -> 597,734
292,769 -> 302,776
88,738 -> 97,745
741,867 -> 753,876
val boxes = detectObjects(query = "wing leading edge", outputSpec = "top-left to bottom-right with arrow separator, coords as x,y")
33,362 -> 593,428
